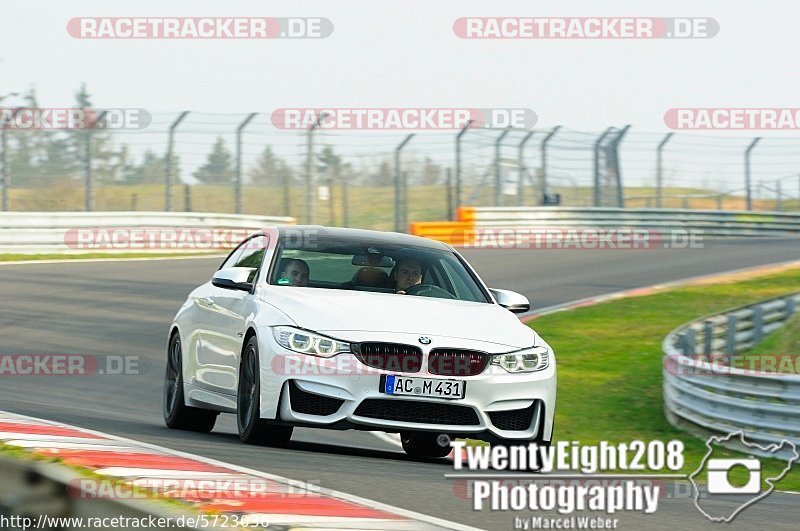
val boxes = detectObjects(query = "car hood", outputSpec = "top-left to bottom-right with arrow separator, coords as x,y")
259,286 -> 535,349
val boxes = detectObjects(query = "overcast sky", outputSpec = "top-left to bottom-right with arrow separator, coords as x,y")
0,0 -> 795,131
2,1 -> 799,193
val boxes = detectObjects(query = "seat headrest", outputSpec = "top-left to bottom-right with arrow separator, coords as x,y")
353,267 -> 389,288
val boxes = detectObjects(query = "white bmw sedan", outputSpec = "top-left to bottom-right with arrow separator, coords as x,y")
164,226 -> 556,457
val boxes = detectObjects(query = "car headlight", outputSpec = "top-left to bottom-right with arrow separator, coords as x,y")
491,345 -> 550,373
271,326 -> 351,358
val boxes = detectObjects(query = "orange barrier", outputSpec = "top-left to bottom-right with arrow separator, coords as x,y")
408,220 -> 476,245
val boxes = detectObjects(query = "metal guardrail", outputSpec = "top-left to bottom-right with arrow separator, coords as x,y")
0,212 -> 296,254
411,207 -> 800,243
662,293 -> 800,460
464,207 -> 800,235
0,456 -> 203,530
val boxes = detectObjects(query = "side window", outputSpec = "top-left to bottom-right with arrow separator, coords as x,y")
219,243 -> 246,270
233,236 -> 267,282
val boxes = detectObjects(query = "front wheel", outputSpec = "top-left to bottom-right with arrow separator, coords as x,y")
400,432 -> 452,458
163,332 -> 218,432
237,336 -> 293,447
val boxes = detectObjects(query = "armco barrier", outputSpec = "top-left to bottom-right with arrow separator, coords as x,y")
410,207 -> 800,243
0,456 -> 202,530
0,212 -> 295,254
662,293 -> 800,460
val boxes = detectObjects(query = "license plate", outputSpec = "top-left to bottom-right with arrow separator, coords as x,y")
380,374 -> 466,399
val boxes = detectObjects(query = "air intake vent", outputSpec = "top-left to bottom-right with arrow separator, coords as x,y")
354,399 -> 480,425
488,402 -> 539,431
288,381 -> 344,416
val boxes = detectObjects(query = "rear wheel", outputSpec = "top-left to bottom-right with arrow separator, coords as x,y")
237,336 -> 293,447
400,432 -> 452,458
163,332 -> 218,432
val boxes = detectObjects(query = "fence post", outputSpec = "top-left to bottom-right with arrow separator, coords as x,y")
84,111 -> 108,212
752,305 -> 764,344
703,320 -> 714,357
184,184 -> 191,212
494,127 -> 511,207
305,113 -> 326,224
0,102 -> 19,211
517,131 -> 535,205
683,329 -> 696,357
744,137 -> 761,211
610,125 -> 631,208
656,132 -> 674,208
593,127 -> 614,207
394,134 -> 414,232
455,120 -> 473,211
725,315 -> 737,357
0,121 -> 7,211
786,296 -> 796,318
341,167 -> 349,227
776,180 -> 782,211
282,168 -> 291,217
235,113 -> 257,215
446,167 -> 454,221
165,111 -> 190,212
540,126 -> 561,205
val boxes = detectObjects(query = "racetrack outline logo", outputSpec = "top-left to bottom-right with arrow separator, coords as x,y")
689,431 -> 798,523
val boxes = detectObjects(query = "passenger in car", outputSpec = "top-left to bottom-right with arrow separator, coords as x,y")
278,259 -> 310,287
392,259 -> 423,294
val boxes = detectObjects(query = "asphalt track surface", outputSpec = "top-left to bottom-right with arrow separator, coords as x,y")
2,237 -> 800,530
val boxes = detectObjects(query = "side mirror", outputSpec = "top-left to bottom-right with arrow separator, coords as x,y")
212,267 -> 256,292
489,288 -> 530,314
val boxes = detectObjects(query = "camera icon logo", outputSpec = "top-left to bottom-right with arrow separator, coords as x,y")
706,458 -> 761,494
690,431 -> 799,523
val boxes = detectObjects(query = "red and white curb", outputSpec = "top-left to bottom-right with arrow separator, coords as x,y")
0,411 -> 480,530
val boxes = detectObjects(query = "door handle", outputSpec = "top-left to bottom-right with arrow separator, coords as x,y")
202,296 -> 215,306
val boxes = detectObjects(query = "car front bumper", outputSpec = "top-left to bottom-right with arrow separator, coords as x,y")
259,330 -> 556,442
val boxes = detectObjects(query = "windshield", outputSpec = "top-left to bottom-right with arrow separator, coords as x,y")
269,237 -> 490,303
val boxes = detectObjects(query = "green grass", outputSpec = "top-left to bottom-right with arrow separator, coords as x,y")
0,252 -> 221,262
529,269 -> 800,489
739,314 -> 800,374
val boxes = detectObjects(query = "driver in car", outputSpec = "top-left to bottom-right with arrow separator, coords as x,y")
393,259 -> 422,294
279,258 -> 310,287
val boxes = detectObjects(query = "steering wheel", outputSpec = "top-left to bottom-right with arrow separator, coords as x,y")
404,283 -> 456,299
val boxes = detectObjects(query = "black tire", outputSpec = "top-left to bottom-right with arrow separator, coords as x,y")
237,336 -> 293,447
163,332 -> 218,432
400,432 -> 452,458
